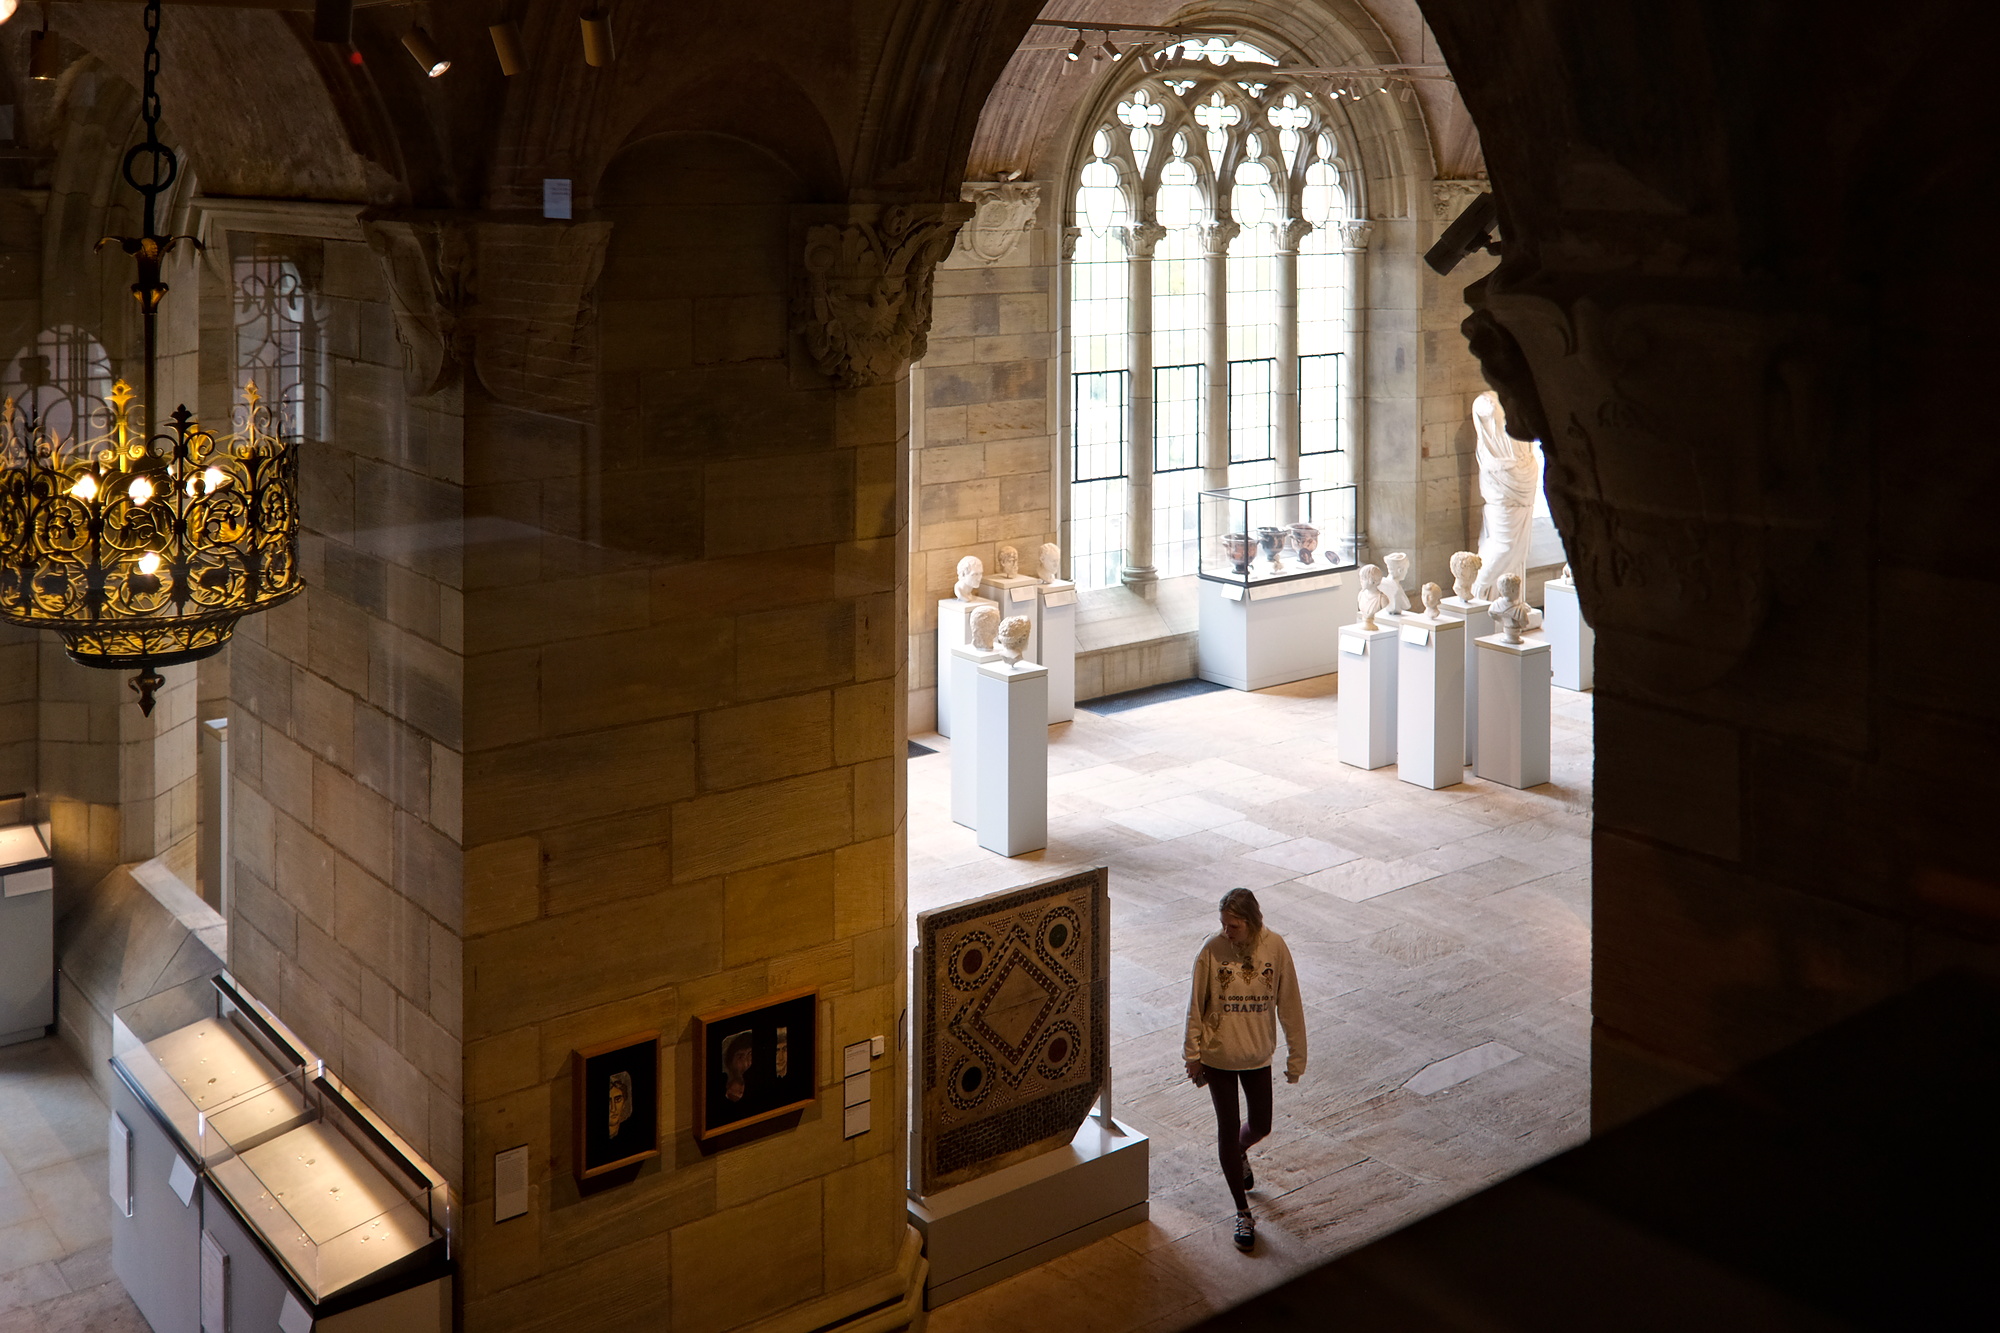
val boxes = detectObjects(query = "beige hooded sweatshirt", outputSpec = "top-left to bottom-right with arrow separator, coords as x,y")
1183,928 -> 1308,1079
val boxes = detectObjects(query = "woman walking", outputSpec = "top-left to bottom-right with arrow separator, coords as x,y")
1183,888 -> 1307,1251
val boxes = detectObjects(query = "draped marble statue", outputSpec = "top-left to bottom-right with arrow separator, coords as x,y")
1469,390 -> 1540,601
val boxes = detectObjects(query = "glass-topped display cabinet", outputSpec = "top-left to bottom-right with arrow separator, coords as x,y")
203,1071 -> 448,1303
1198,480 -> 1359,586
112,972 -> 450,1306
112,972 -> 310,1159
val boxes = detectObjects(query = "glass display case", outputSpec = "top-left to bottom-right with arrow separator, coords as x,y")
112,973 -> 310,1159
1198,480 -> 1358,587
204,1074 -> 447,1302
112,972 -> 449,1305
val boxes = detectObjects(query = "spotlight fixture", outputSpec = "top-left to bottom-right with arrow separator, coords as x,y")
489,19 -> 526,75
580,10 -> 613,66
27,29 -> 51,78
1064,32 -> 1084,61
1137,49 -> 1156,73
1102,34 -> 1122,61
310,0 -> 352,44
402,25 -> 449,77
3,0 -> 301,714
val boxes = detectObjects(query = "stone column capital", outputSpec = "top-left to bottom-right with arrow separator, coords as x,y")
1127,221 -> 1168,260
1277,218 -> 1313,254
1200,220 -> 1240,257
795,201 -> 973,387
1337,220 -> 1376,252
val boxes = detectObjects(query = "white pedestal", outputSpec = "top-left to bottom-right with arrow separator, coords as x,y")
975,660 -> 1048,857
1,835 -> 53,1046
949,645 -> 1004,829
1337,623 -> 1398,770
909,1116 -> 1149,1308
1542,577 -> 1594,691
1396,616 -> 1466,790
1443,596 -> 1492,764
981,575 -> 1045,666
1197,571 -> 1345,690
1475,634 -> 1552,789
1037,582 -> 1078,723
936,597 -> 996,738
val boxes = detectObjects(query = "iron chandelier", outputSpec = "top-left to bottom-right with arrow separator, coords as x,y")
0,0 -> 301,714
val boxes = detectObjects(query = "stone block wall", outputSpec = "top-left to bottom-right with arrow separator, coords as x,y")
455,132 -> 909,1333
217,228 -> 469,1191
906,220 -> 1057,733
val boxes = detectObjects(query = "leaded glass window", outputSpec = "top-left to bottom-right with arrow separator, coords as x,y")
1066,58 -> 1357,589
233,244 -> 326,445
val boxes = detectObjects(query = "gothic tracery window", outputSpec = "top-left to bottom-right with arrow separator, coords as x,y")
233,242 -> 326,444
1067,47 -> 1359,589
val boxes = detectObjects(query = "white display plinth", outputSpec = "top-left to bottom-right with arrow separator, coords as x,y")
1542,577 -> 1594,691
1197,572 -> 1345,691
936,597 -> 996,738
981,575 -> 1045,666
1442,596 -> 1492,764
1475,634 -> 1552,789
0,819 -> 53,1047
909,1116 -> 1149,1308
975,660 -> 1048,857
1396,616 -> 1466,790
1337,624 -> 1398,770
949,645 -> 1005,829
1038,582 -> 1078,724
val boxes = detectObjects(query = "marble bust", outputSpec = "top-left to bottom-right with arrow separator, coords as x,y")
1421,582 -> 1443,618
954,556 -> 986,602
997,615 -> 1031,664
1355,564 -> 1389,631
1450,551 -> 1483,603
969,604 -> 1000,652
997,545 -> 1020,578
1489,573 -> 1532,644
1383,552 -> 1412,614
1038,542 -> 1062,583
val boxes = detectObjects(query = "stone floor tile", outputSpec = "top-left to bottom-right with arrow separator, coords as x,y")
20,1156 -> 110,1253
0,1260 -> 69,1317
0,1278 -> 149,1333
0,1069 -> 110,1177
0,1223 -> 63,1281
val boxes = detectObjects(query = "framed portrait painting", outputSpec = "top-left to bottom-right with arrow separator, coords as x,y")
572,1031 -> 661,1179
692,988 -> 818,1140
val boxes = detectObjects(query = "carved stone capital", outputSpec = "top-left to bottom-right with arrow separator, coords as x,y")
1337,220 -> 1376,251
363,217 -> 475,398
956,181 -> 1042,265
470,220 -> 614,421
1060,226 -> 1081,261
1277,218 -> 1313,254
1465,270 -> 1863,705
1200,219 -> 1240,256
1432,177 -> 1492,222
796,202 -> 973,387
1127,221 -> 1168,260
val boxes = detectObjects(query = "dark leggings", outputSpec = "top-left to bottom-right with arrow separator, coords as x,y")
1203,1064 -> 1273,1212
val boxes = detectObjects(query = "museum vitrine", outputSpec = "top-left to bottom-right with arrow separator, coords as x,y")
1198,480 -> 1358,586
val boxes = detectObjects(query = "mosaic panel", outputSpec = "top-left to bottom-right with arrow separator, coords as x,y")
916,868 -> 1110,1195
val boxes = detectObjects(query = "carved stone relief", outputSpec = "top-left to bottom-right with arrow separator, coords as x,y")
955,181 -> 1041,265
1433,177 -> 1492,222
796,202 -> 972,387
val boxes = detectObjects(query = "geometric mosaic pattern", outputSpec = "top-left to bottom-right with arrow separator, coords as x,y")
916,868 -> 1110,1194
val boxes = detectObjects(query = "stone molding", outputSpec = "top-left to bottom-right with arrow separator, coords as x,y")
956,181 -> 1042,265
796,202 -> 972,387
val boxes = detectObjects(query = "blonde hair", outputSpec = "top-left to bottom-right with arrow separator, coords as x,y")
1218,887 -> 1263,936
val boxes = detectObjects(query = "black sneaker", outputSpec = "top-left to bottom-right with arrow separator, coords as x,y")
1233,1210 -> 1255,1252
1242,1159 -> 1254,1192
